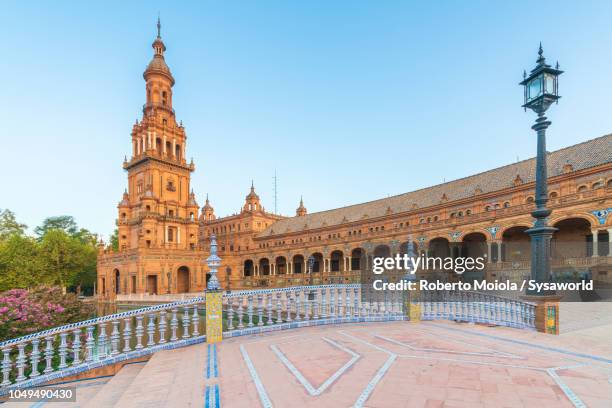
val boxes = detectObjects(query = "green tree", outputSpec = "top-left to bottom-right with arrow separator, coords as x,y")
0,235 -> 44,291
38,230 -> 86,291
34,216 -> 78,238
0,209 -> 27,241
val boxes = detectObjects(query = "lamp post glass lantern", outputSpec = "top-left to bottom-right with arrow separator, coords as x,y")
307,256 -> 315,274
520,44 -> 563,295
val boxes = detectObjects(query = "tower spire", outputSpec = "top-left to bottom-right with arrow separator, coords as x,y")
157,15 -> 161,38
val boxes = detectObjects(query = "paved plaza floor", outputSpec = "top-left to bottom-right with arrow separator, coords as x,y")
218,318 -> 612,408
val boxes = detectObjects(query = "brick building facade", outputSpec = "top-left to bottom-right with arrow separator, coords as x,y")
97,27 -> 612,299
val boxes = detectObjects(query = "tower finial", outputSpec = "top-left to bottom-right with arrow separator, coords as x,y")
251,179 -> 254,191
157,14 -> 161,38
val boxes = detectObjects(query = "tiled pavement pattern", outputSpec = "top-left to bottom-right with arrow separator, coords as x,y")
221,321 -> 612,408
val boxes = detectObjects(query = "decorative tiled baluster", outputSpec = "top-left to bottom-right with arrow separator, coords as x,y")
345,287 -> 351,317
275,293 -> 282,323
284,291 -> 292,323
135,315 -> 145,349
71,329 -> 81,365
300,290 -> 307,320
329,287 -> 335,317
237,297 -> 245,329
295,290 -> 303,321
353,287 -> 359,317
1,348 -> 11,386
30,339 -> 41,376
98,323 -> 108,359
123,318 -> 132,352
170,308 -> 179,341
320,288 -> 327,318
257,294 -> 264,326
147,314 -> 156,346
337,288 -> 343,317
86,326 -> 95,361
182,306 -> 191,338
44,336 -> 54,373
58,332 -> 68,369
312,290 -> 319,320
228,298 -> 235,330
192,305 -> 200,336
158,311 -> 167,343
361,294 -> 367,317
16,343 -> 27,381
111,321 -> 120,356
247,295 -> 254,328
266,294 -> 273,325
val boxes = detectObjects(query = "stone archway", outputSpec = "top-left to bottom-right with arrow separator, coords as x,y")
244,260 -> 254,277
552,217 -> 592,259
259,258 -> 270,275
330,250 -> 344,272
276,256 -> 287,275
114,269 -> 120,294
501,226 -> 530,262
177,266 -> 190,293
309,253 -> 323,273
350,248 -> 363,271
293,255 -> 304,274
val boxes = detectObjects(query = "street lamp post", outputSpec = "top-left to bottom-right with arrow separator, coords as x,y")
520,44 -> 563,296
307,255 -> 315,285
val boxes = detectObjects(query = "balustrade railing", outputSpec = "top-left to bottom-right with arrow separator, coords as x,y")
0,297 -> 205,393
420,290 -> 536,329
0,283 -> 538,393
222,284 -> 405,335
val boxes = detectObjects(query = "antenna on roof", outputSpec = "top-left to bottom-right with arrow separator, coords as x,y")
273,170 -> 278,214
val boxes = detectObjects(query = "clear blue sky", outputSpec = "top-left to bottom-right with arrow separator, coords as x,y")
1,1 -> 612,239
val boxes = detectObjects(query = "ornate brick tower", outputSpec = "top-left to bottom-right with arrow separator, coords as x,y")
119,18 -> 199,252
98,20 -> 204,298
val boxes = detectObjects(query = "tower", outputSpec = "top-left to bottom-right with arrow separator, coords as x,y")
296,196 -> 307,216
242,181 -> 262,213
117,19 -> 199,252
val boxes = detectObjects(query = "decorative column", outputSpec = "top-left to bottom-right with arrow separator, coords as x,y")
591,230 -> 599,257
608,228 -> 612,257
404,237 -> 420,323
205,234 -> 223,343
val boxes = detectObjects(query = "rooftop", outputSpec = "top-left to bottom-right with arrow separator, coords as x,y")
259,134 -> 612,236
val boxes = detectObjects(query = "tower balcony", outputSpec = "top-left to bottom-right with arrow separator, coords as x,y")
142,102 -> 175,116
124,151 -> 193,171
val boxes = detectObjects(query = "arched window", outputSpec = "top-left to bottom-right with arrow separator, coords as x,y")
577,185 -> 588,193
466,209 -> 472,215
549,192 -> 558,199
526,196 -> 534,203
503,202 -> 510,208
485,206 -> 490,212
592,181 -> 603,190
162,91 -> 167,106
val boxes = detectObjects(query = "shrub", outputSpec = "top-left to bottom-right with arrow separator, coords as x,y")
0,286 -> 94,341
